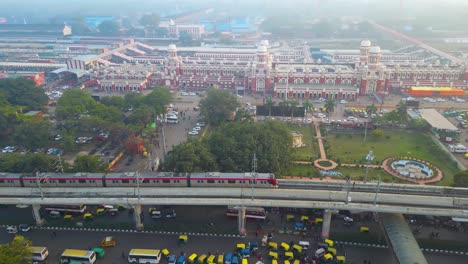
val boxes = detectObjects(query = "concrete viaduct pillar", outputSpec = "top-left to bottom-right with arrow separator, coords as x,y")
32,204 -> 44,226
134,204 -> 144,230
238,206 -> 246,236
321,210 -> 332,238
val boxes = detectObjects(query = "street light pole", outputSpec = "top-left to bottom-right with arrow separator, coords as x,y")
35,171 -> 45,200
364,150 -> 374,182
373,173 -> 382,206
251,153 -> 257,200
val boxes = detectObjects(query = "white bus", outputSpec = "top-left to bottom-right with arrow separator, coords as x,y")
31,246 -> 49,262
60,249 -> 96,264
166,115 -> 179,124
128,249 -> 162,264
448,144 -> 467,153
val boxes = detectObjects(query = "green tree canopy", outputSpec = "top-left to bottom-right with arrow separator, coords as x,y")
73,155 -> 108,173
162,140 -> 217,173
0,235 -> 33,264
142,89 -> 172,115
0,153 -> 59,173
325,98 -> 336,116
454,170 -> 468,187
0,78 -> 48,111
139,13 -> 160,27
98,21 -> 120,36
200,89 -> 239,126
13,120 -> 49,150
56,89 -> 98,121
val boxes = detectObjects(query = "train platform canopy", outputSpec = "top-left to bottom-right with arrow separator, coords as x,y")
408,86 -> 465,97
51,67 -> 87,78
419,108 -> 458,131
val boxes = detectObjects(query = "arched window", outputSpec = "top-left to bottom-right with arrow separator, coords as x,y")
294,78 -> 304,84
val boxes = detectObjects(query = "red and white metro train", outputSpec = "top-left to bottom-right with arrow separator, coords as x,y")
0,172 -> 278,188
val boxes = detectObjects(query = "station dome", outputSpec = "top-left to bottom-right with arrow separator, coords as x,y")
360,40 -> 371,47
260,40 -> 269,46
257,45 -> 267,52
168,44 -> 177,51
369,46 -> 381,54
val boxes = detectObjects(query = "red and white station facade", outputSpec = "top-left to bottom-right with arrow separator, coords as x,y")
96,39 -> 468,100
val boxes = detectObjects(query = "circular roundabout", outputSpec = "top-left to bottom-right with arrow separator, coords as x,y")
313,158 -> 338,171
382,157 -> 442,184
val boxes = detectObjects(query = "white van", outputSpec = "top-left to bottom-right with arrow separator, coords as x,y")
31,246 -> 49,261
6,226 -> 17,234
448,144 -> 468,153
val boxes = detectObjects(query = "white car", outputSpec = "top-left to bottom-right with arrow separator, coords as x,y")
2,146 -> 16,153
196,122 -> 206,127
317,113 -> 326,118
340,100 -> 347,104
436,98 -> 446,102
305,119 -> 312,124
188,131 -> 199,135
193,126 -> 201,131
181,92 -> 189,96
189,92 -> 196,96
456,116 -> 464,121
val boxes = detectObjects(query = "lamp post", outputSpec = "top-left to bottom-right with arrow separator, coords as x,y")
251,153 -> 257,200
373,173 -> 382,206
364,150 -> 374,182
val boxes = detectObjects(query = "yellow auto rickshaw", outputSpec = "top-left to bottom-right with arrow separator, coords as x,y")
179,235 -> 188,245
268,242 -> 278,251
286,214 -> 295,222
198,254 -> 207,264
162,248 -> 170,258
315,218 -> 323,225
336,255 -> 346,263
323,253 -> 333,261
100,236 -> 116,247
237,243 -> 246,250
217,255 -> 223,264
96,208 -> 106,215
292,244 -> 302,254
64,214 -> 73,220
360,226 -> 369,233
324,239 -> 334,247
269,251 -> 278,259
284,260 -> 290,264
280,242 -> 290,252
83,213 -> 93,221
293,260 -> 300,264
300,215 -> 309,222
284,252 -> 294,260
327,247 -> 336,255
242,259 -> 248,264
272,260 -> 278,264
189,253 -> 198,263
207,255 -> 216,264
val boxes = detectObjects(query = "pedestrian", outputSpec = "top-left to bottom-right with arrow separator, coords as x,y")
52,231 -> 56,237
122,251 -> 126,259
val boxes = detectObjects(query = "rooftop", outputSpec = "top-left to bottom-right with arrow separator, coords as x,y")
419,108 -> 458,131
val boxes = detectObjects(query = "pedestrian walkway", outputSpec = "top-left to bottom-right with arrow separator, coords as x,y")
313,124 -> 338,170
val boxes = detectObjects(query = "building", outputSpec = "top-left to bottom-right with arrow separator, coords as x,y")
93,39 -> 468,99
159,20 -> 205,39
0,24 -> 71,36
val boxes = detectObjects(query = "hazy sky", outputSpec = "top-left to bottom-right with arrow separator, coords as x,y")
0,0 -> 467,23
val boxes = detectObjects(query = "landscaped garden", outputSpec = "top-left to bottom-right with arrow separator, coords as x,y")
289,125 -> 318,161
324,130 -> 459,185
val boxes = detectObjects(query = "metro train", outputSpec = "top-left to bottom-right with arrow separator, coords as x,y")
0,172 -> 278,188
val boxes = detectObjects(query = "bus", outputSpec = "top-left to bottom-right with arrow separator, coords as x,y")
60,249 -> 96,264
128,249 -> 162,264
44,204 -> 86,214
226,206 -> 267,221
31,246 -> 49,262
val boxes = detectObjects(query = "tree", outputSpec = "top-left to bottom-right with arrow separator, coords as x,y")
124,93 -> 144,109
279,101 -> 288,117
100,96 -> 126,111
98,21 -> 120,36
128,106 -> 155,128
73,155 -> 108,172
179,31 -> 193,46
0,153 -> 58,173
162,140 -> 217,172
139,13 -> 160,27
366,103 -> 378,116
454,170 -> 468,187
396,101 -> 408,123
289,100 -> 298,119
69,16 -> 91,35
302,99 -> 313,114
142,89 -> 172,116
56,90 -> 98,121
235,109 -> 255,122
0,78 -> 48,111
199,89 -> 239,126
325,98 -> 336,117
266,97 -> 275,117
13,120 -> 49,150
372,129 -> 384,138
0,235 -> 33,264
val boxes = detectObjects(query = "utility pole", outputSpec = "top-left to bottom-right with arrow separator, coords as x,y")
345,175 -> 352,204
251,153 -> 257,200
35,171 -> 48,200
364,150 -> 374,182
373,173 -> 382,206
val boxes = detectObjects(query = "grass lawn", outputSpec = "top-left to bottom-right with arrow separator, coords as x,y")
288,125 -> 319,161
324,130 -> 459,186
336,167 -> 408,183
284,163 -> 318,177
